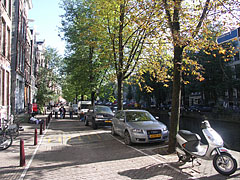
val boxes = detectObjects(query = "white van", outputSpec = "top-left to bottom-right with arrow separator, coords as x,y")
78,101 -> 92,117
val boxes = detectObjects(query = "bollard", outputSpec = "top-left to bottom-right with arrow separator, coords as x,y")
40,123 -> 43,135
34,128 -> 38,145
20,139 -> 26,167
43,120 -> 46,131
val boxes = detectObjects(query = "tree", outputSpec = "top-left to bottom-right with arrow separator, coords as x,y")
60,0 -> 115,105
135,0 -> 240,153
36,47 -> 62,111
93,0 -> 157,110
184,41 -> 240,106
59,0 -> 240,152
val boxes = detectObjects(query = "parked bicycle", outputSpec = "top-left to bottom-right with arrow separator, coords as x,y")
7,115 -> 24,139
0,119 -> 13,151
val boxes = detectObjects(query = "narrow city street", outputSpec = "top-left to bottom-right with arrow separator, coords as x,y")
14,115 -> 240,180
22,116 -> 184,180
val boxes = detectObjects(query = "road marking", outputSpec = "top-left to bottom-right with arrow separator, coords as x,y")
110,134 -> 191,177
136,145 -> 168,152
87,135 -> 92,140
48,137 -> 52,143
96,134 -> 101,139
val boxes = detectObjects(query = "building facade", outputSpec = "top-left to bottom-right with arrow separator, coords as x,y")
0,0 -> 12,126
11,0 -> 32,114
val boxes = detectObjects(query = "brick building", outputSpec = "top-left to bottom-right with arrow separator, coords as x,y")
11,0 -> 32,114
0,0 -> 12,125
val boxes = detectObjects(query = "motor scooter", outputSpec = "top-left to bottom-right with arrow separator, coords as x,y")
176,120 -> 237,176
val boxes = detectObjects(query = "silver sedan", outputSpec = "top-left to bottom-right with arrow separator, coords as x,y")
111,110 -> 169,145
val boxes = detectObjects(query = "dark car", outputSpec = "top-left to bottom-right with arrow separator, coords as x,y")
188,104 -> 212,112
84,105 -> 114,129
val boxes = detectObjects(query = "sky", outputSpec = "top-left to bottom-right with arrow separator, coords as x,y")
28,0 -> 65,56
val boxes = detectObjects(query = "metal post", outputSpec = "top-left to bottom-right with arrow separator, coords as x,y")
34,128 -> 37,145
20,139 -> 25,167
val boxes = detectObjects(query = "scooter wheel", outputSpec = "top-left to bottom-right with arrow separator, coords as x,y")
177,152 -> 191,163
213,152 -> 237,176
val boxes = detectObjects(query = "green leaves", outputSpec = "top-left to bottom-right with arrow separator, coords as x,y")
36,47 -> 62,108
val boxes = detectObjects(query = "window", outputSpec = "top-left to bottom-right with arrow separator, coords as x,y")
1,69 -> 5,106
6,71 -> 9,106
22,48 -> 25,72
0,69 -> 1,105
3,0 -> 7,8
1,18 -> 6,56
8,0 -> 12,17
7,27 -> 10,59
17,45 -> 20,69
235,64 -> 240,79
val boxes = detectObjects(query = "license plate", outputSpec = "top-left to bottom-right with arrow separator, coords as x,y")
149,134 -> 161,138
105,120 -> 112,123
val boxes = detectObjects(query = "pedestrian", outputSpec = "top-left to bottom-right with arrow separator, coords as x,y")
80,111 -> 84,121
44,106 -> 47,115
54,106 -> 59,119
63,106 -> 66,119
69,105 -> 74,119
59,106 -> 64,118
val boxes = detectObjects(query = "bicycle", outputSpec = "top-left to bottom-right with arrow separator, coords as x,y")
7,115 -> 24,139
0,119 -> 13,151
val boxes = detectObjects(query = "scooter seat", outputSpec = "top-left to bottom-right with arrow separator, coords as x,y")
178,130 -> 201,142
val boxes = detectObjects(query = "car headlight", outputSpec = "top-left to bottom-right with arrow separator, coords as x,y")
163,126 -> 168,131
96,115 -> 104,118
132,129 -> 144,134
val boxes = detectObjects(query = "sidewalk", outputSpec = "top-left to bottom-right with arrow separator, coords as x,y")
0,113 -> 50,180
1,113 -> 240,180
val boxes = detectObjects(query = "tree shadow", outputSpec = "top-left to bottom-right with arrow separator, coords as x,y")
118,163 -> 190,179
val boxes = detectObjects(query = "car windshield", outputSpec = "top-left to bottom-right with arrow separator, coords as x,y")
125,111 -> 155,122
95,106 -> 113,114
72,104 -> 77,108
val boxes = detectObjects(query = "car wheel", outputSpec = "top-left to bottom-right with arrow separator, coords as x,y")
92,119 -> 98,129
124,131 -> 132,145
111,125 -> 116,136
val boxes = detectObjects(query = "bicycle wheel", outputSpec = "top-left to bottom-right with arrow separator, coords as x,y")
8,128 -> 19,139
0,134 -> 13,150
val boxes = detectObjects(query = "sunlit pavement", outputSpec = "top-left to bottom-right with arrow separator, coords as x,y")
1,113 -> 240,180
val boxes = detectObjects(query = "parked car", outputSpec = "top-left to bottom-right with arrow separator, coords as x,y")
111,110 -> 169,145
84,105 -> 114,129
72,104 -> 78,114
187,104 -> 212,112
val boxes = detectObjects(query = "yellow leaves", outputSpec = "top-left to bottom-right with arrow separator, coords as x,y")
146,86 -> 154,93
163,84 -> 169,87
199,77 -> 205,82
219,49 -> 226,55
204,50 -> 211,55
213,54 -> 216,58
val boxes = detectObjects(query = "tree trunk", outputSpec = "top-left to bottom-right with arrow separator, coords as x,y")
168,45 -> 183,153
117,76 -> 123,110
116,4 -> 125,111
91,91 -> 95,106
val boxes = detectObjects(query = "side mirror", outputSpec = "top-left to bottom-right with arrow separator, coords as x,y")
155,116 -> 159,120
